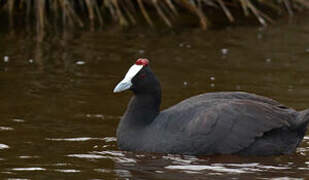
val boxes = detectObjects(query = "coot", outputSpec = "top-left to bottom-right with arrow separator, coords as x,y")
113,58 -> 309,156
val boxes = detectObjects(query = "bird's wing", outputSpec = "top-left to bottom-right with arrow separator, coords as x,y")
168,99 -> 296,154
185,91 -> 287,108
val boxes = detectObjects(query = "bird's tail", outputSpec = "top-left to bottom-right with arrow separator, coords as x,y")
293,109 -> 309,147
296,109 -> 309,133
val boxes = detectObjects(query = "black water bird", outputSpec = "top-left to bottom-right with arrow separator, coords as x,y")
113,58 -> 309,156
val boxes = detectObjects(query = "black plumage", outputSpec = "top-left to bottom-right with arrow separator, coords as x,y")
114,61 -> 309,156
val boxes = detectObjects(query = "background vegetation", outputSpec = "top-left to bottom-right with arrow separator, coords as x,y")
1,0 -> 308,35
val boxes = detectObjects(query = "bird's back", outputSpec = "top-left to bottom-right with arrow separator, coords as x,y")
148,92 -> 305,155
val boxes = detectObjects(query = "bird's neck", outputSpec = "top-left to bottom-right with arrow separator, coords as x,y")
116,92 -> 161,150
119,92 -> 161,129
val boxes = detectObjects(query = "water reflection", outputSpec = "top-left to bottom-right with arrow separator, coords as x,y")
0,126 -> 14,131
0,144 -> 9,150
12,119 -> 26,123
18,156 -> 40,159
54,169 -> 81,173
11,167 -> 46,171
166,164 -> 248,174
46,137 -> 105,142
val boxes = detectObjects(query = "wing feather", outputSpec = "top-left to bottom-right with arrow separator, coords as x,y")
181,100 -> 295,154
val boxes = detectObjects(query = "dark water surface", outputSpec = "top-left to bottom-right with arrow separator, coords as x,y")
2,14 -> 309,179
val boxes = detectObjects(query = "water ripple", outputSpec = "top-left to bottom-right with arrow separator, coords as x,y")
94,168 -> 112,173
0,126 -> 14,131
18,155 -> 40,159
165,161 -> 293,175
103,137 -> 117,142
114,169 -> 132,178
67,154 -> 105,159
303,136 -> 309,140
165,165 -> 247,174
92,151 -> 136,163
94,151 -> 125,157
11,167 -> 46,171
162,155 -> 198,165
0,144 -> 9,150
46,137 -> 105,142
54,169 -> 81,173
76,114 -> 122,120
67,151 -> 137,164
94,168 -> 132,178
52,163 -> 72,167
85,114 -> 104,118
12,118 -> 25,123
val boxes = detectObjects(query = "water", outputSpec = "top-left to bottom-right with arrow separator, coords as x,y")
1,13 -> 309,179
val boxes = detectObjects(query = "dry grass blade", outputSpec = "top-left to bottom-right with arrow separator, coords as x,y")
152,0 -> 172,27
120,1 -> 137,24
176,0 -> 208,29
283,0 -> 294,16
256,0 -> 282,14
295,0 -> 309,8
239,0 -> 249,16
85,0 -> 96,30
36,0 -> 45,42
60,0 -> 84,27
165,0 -> 179,16
217,0 -> 234,22
67,2 -> 84,27
246,0 -> 267,26
104,0 -> 117,21
85,0 -> 95,22
2,0 -> 308,36
112,0 -> 129,26
8,0 -> 14,14
137,0 -> 154,27
93,1 -> 104,26
197,0 -> 202,10
124,0 -> 137,14
60,0 -> 72,26
85,0 -> 104,27
201,0 -> 218,8
36,0 -> 45,31
159,0 -> 177,19
26,0 -> 31,19
8,0 -> 14,28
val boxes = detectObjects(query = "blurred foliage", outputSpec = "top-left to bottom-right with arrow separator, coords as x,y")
1,0 -> 308,38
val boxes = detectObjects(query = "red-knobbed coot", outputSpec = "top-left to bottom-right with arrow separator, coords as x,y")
113,58 -> 309,156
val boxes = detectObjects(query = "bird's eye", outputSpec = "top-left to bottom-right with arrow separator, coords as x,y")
139,73 -> 146,79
